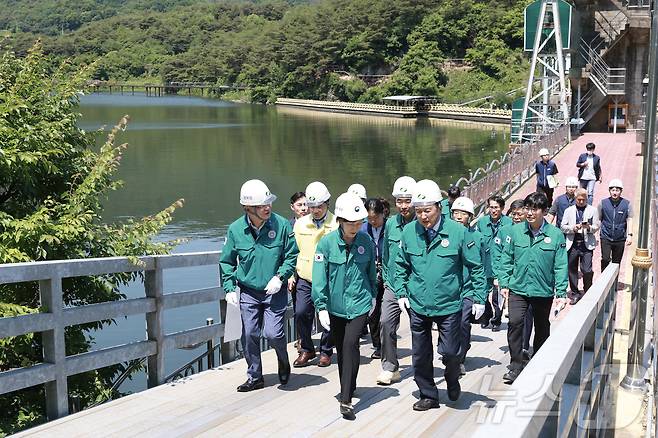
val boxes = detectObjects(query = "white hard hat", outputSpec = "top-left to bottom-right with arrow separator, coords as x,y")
565,176 -> 579,187
392,176 -> 416,198
412,179 -> 442,207
305,181 -> 331,207
347,183 -> 367,200
240,179 -> 277,206
608,179 -> 624,189
539,148 -> 549,156
452,197 -> 474,215
334,192 -> 368,222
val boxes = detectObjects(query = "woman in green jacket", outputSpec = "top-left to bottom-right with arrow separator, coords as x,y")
312,192 -> 377,420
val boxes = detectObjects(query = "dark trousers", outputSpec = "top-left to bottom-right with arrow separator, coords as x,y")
330,312 -> 368,404
409,308 -> 461,401
537,184 -> 554,206
523,305 -> 533,351
459,296 -> 474,363
367,277 -> 384,351
295,278 -> 333,356
568,244 -> 594,294
601,239 -> 626,272
239,285 -> 289,381
484,279 -> 503,327
508,292 -> 552,370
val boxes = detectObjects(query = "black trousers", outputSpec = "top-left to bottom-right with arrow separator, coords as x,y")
508,292 -> 553,371
330,312 -> 368,404
459,296 -> 474,363
568,244 -> 594,294
367,276 -> 384,350
600,239 -> 626,272
523,305 -> 533,351
409,308 -> 461,401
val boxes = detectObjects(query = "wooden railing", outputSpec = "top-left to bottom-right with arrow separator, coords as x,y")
0,252 -> 238,420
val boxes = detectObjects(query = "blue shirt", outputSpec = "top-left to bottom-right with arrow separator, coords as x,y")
535,160 -> 558,187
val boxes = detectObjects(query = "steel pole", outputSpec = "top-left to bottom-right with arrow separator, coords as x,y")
621,5 -> 658,391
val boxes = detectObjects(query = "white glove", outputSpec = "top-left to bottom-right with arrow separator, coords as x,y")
318,310 -> 331,331
472,303 -> 486,320
225,291 -> 239,306
398,297 -> 410,313
265,275 -> 282,295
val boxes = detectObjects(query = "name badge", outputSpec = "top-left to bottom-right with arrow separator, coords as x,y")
494,237 -> 501,245
544,237 -> 552,244
268,230 -> 276,239
441,239 -> 450,248
357,246 -> 365,255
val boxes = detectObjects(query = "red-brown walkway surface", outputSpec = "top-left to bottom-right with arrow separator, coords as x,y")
512,132 -> 643,317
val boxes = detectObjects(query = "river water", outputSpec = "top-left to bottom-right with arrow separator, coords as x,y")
78,93 -> 509,392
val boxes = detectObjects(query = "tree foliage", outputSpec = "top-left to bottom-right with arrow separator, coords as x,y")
1,0 -> 531,104
0,44 -> 182,435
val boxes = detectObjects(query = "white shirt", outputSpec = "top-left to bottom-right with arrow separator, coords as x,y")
581,156 -> 596,180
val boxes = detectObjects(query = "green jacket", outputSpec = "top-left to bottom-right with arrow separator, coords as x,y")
475,214 -> 513,279
393,218 -> 487,317
312,230 -> 377,319
219,213 -> 299,292
461,227 -> 488,302
498,221 -> 568,298
381,214 -> 414,288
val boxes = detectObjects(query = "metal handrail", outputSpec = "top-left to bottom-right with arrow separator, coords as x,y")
473,263 -> 620,437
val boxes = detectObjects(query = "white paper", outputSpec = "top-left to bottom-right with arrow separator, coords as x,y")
223,289 -> 242,342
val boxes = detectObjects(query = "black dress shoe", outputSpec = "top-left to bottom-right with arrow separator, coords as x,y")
503,368 -> 521,385
491,325 -> 500,332
522,349 -> 532,362
237,378 -> 264,392
413,398 -> 440,411
447,381 -> 461,401
370,349 -> 381,359
480,321 -> 490,329
340,402 -> 356,420
278,359 -> 291,385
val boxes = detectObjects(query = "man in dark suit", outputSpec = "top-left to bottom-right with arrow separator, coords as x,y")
576,142 -> 602,205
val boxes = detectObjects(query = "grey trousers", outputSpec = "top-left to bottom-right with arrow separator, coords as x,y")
380,285 -> 406,372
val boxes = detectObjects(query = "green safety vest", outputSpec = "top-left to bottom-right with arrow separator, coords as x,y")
498,221 -> 568,298
394,218 -> 487,317
311,229 -> 377,319
219,212 -> 299,292
475,214 -> 513,279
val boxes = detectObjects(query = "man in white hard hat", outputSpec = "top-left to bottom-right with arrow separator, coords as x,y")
377,176 -> 416,385
219,179 -> 299,392
597,179 -> 633,272
347,183 -> 367,203
547,176 -> 579,228
535,147 -> 559,205
451,196 -> 488,376
394,180 -> 487,410
292,181 -> 338,367
561,188 -> 600,304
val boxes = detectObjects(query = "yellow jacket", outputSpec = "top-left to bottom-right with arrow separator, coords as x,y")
294,211 -> 339,281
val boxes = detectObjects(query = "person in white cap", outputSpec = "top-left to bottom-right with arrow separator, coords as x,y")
376,176 -> 416,385
347,183 -> 367,203
597,179 -> 633,272
219,179 -> 299,392
535,147 -> 559,205
292,181 -> 337,367
451,196 -> 488,376
312,192 -> 377,420
547,176 -> 579,228
393,180 -> 487,411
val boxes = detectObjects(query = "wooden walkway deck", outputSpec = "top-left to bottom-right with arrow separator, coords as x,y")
16,318 -> 518,437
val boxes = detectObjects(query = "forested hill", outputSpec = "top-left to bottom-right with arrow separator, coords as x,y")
1,0 -> 530,104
